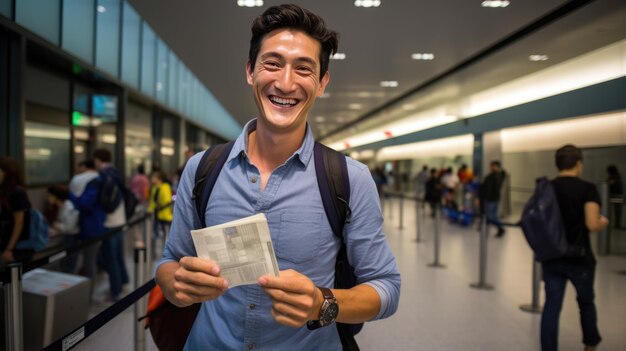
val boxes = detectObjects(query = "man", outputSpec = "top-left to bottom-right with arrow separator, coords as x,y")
93,149 -> 129,302
479,161 -> 507,237
156,4 -> 400,350
541,145 -> 607,351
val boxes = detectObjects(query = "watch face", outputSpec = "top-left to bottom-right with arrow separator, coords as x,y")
321,302 -> 339,325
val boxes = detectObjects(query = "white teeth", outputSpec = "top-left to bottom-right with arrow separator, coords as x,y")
270,96 -> 298,106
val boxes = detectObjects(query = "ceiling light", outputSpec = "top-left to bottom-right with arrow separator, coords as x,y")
355,0 -> 381,7
237,0 -> 263,7
97,5 -> 107,13
319,92 -> 331,99
330,53 -> 346,60
481,1 -> 510,8
349,103 -> 363,110
529,54 -> 549,61
403,104 -> 416,110
380,81 -> 399,88
411,53 -> 435,60
315,116 -> 326,123
356,92 -> 372,98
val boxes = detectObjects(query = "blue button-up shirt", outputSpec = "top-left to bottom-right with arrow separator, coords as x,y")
158,120 -> 401,350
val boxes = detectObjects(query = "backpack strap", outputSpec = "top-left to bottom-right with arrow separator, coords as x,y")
192,141 -> 235,228
313,142 -> 351,239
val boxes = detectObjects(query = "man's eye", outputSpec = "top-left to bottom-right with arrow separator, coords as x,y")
264,61 -> 280,68
298,66 -> 313,73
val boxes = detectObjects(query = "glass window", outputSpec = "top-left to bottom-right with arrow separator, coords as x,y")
155,38 -> 168,103
15,0 -> 61,45
178,65 -> 190,116
125,102 -> 153,179
140,22 -> 156,98
62,0 -> 94,64
160,116 -> 178,175
168,52 -> 178,109
95,0 -> 121,76
24,103 -> 71,185
121,1 -> 140,88
0,0 -> 13,19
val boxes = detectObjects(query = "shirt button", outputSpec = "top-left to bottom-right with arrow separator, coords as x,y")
251,176 -> 258,183
248,304 -> 256,310
247,343 -> 255,350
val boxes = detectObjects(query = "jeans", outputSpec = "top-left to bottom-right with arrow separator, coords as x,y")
541,261 -> 601,351
485,201 -> 502,229
100,231 -> 129,298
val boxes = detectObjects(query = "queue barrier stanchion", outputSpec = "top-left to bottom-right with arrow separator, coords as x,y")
134,248 -> 147,351
4,263 -> 24,351
598,183 -> 609,256
415,198 -> 423,243
399,195 -> 404,229
427,205 -> 446,268
470,214 -> 494,290
520,259 -> 543,313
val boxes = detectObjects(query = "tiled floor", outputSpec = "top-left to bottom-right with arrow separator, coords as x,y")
69,198 -> 626,350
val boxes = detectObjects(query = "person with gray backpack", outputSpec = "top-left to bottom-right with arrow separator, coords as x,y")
523,145 -> 608,351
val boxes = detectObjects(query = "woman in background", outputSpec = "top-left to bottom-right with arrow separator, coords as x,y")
0,157 -> 31,264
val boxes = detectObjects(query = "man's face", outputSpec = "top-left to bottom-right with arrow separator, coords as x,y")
490,164 -> 500,173
246,29 -> 330,134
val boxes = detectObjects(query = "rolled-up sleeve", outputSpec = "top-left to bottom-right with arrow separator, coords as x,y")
345,163 -> 401,320
155,152 -> 205,274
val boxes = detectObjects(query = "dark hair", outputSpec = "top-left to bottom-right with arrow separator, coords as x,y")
137,164 -> 145,175
490,161 -> 501,167
78,159 -> 96,169
0,157 -> 25,208
93,149 -> 112,163
249,4 -> 339,80
48,184 -> 69,201
607,164 -> 619,177
555,144 -> 582,170
151,171 -> 168,183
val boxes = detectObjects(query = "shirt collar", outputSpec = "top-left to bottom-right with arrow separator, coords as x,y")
228,119 -> 315,168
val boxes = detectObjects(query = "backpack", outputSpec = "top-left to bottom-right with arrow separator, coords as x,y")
520,177 -> 585,262
99,168 -> 139,220
144,141 -> 361,351
15,208 -> 49,252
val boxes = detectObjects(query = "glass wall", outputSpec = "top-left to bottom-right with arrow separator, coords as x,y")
62,0 -> 94,64
140,22 -> 156,98
95,0 -> 121,76
125,101 -> 153,179
0,0 -> 13,18
120,1 -> 140,89
24,103 -> 71,185
155,38 -> 168,103
160,116 -> 178,175
15,0 -> 60,45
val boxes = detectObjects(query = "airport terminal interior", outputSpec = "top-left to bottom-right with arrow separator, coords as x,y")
1,0 -> 625,350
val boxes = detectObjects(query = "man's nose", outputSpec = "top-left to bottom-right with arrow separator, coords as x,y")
274,67 -> 296,93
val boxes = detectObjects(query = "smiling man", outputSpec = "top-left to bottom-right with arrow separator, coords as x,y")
156,4 -> 400,350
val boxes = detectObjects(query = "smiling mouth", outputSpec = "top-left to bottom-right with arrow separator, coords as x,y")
269,95 -> 300,107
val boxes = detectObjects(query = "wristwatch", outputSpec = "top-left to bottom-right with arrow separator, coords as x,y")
307,287 -> 339,330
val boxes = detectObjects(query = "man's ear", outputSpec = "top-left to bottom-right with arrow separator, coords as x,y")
317,71 -> 330,97
246,61 -> 254,85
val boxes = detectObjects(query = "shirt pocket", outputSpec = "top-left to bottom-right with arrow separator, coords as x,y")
277,212 -> 323,264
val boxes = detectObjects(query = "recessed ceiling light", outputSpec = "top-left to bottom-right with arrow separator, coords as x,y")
481,1 -> 510,8
355,0 -> 381,7
315,116 -> 326,123
349,103 -> 363,110
330,53 -> 346,60
529,54 -> 549,61
380,81 -> 399,88
237,0 -> 263,7
411,53 -> 435,60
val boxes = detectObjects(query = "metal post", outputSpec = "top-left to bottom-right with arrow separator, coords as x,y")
4,263 -> 24,351
388,194 -> 394,220
471,215 -> 494,290
428,206 -> 446,268
398,195 -> 404,229
143,216 -> 152,279
597,183 -> 609,256
134,248 -> 147,351
145,214 -> 153,262
520,260 -> 543,313
415,198 -> 422,243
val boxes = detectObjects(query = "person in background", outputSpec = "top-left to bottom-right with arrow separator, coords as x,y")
130,164 -> 150,247
541,145 -> 608,351
148,170 -> 173,242
94,149 -> 129,302
441,167 -> 459,209
424,168 -> 441,217
47,184 -> 80,273
69,159 -> 106,284
606,164 -> 622,228
416,165 -> 429,201
479,161 -> 507,237
0,157 -> 31,264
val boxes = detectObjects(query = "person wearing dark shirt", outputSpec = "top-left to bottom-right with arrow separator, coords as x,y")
479,161 -> 507,237
541,145 -> 608,351
0,157 -> 32,264
607,164 -> 622,228
424,168 -> 441,217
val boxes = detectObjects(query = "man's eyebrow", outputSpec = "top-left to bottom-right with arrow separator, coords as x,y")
259,52 -> 318,66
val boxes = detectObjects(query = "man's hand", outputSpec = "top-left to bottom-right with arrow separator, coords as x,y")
258,269 -> 323,328
168,257 -> 229,307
